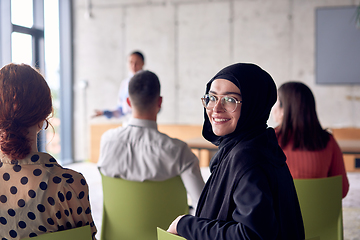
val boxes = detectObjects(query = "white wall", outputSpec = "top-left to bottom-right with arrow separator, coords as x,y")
73,0 -> 360,161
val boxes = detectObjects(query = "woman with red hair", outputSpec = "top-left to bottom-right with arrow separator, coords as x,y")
0,63 -> 97,239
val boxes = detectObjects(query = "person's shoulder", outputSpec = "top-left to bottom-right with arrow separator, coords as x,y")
59,164 -> 86,178
59,167 -> 87,184
325,132 -> 339,147
157,131 -> 188,147
51,163 -> 91,192
154,131 -> 196,157
327,132 -> 335,140
214,144 -> 261,182
229,134 -> 280,167
101,126 -> 125,139
36,152 -> 88,186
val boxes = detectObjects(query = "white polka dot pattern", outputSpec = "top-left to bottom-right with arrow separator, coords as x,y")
0,152 -> 97,239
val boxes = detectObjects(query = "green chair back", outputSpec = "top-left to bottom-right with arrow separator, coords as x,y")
157,227 -> 186,240
22,225 -> 92,240
101,173 -> 189,240
294,175 -> 343,240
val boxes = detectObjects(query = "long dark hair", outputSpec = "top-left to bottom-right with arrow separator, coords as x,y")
276,81 -> 329,151
0,63 -> 53,159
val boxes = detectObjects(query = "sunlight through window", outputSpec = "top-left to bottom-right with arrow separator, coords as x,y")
11,32 -> 32,64
11,0 -> 33,28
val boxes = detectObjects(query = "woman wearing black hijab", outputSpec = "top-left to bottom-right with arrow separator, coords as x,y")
168,63 -> 305,240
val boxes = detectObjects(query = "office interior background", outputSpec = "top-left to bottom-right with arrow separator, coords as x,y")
0,0 -> 360,164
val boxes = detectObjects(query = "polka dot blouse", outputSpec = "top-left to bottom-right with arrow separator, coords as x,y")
0,152 -> 97,239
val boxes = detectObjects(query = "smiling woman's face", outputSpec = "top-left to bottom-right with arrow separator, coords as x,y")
206,79 -> 242,136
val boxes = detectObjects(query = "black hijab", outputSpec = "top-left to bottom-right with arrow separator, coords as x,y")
202,63 -> 278,170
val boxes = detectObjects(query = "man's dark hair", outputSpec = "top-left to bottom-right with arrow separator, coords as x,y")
128,70 -> 160,111
130,51 -> 145,63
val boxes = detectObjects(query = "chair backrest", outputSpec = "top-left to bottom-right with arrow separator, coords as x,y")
22,225 -> 92,240
294,176 -> 343,240
101,173 -> 189,240
157,227 -> 186,240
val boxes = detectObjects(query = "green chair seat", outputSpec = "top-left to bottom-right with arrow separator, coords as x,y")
157,227 -> 186,240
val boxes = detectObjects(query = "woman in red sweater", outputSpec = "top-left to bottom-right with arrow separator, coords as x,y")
273,81 -> 349,198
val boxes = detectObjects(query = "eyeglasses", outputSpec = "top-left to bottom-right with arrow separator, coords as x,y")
201,94 -> 242,113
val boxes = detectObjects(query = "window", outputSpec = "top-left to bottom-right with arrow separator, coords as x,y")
0,0 -> 73,164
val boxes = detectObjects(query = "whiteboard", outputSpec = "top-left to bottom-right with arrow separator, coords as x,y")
316,6 -> 360,84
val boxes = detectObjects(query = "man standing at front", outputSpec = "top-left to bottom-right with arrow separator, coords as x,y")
97,70 -> 205,211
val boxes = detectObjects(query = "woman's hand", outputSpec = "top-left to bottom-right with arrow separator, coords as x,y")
167,215 -> 185,235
